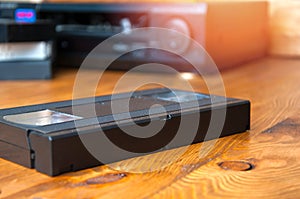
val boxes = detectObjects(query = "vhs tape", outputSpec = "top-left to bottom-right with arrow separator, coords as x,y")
0,41 -> 51,61
0,88 -> 250,176
0,19 -> 55,79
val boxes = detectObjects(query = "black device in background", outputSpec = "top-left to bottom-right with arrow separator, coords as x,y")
0,2 -> 207,72
39,3 -> 206,72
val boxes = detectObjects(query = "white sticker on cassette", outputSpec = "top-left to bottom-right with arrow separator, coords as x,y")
3,109 -> 82,126
0,41 -> 51,61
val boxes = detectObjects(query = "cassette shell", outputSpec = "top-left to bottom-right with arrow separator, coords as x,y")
0,88 -> 250,176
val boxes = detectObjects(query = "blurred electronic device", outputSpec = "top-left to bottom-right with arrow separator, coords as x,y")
0,1 -> 207,72
0,1 -> 268,72
0,88 -> 250,176
41,3 -> 206,72
0,18 -> 55,80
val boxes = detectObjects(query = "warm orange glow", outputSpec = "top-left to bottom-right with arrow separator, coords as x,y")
45,0 -> 197,2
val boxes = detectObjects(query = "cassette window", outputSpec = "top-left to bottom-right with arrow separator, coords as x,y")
146,90 -> 210,103
3,109 -> 82,126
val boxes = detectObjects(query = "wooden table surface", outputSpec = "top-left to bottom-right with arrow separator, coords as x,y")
0,57 -> 299,198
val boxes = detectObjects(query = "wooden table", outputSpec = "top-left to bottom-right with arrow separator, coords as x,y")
0,57 -> 299,198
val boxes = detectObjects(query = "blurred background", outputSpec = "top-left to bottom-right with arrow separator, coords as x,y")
7,0 -> 300,58
0,0 -> 298,82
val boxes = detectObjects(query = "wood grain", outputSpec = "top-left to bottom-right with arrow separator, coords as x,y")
0,57 -> 300,198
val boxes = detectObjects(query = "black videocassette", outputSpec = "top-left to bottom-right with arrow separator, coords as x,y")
0,88 -> 250,176
0,19 -> 55,80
